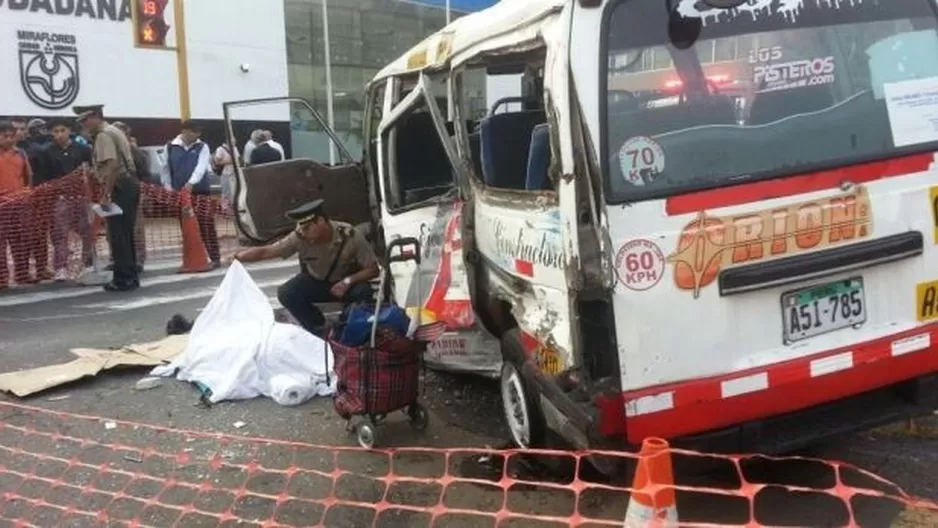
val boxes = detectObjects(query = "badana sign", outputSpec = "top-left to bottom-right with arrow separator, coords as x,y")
0,0 -> 132,22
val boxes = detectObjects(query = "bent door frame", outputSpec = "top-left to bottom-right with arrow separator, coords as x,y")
376,73 -> 500,377
221,97 -> 363,245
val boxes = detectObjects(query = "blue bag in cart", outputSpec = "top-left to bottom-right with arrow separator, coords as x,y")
338,303 -> 411,348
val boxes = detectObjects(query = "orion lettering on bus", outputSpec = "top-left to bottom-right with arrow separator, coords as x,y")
668,186 -> 873,298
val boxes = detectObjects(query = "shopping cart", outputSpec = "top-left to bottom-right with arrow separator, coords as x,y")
330,237 -> 445,449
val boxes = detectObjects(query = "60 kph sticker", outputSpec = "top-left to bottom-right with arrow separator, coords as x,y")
615,239 -> 665,291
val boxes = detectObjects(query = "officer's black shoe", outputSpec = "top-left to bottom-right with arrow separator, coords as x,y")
103,280 -> 140,292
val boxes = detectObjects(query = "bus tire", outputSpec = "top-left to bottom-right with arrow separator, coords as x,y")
500,329 -> 546,449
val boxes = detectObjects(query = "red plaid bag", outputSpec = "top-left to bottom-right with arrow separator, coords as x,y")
331,326 -> 423,419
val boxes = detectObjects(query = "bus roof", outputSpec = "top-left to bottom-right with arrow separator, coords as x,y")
372,0 -> 566,82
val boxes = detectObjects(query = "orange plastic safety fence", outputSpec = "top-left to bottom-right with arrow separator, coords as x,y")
0,401 -> 935,527
0,172 -> 238,288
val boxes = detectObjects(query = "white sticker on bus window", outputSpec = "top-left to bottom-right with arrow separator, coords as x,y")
754,56 -> 836,93
884,76 -> 938,148
677,0 -> 853,26
618,136 -> 664,187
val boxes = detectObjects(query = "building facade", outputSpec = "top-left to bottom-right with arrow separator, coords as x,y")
0,0 -> 497,154
0,0 -> 289,148
283,0 -> 497,161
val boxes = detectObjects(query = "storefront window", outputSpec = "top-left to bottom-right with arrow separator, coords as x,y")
284,0 -> 469,161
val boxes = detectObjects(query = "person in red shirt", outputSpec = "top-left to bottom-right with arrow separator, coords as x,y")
0,120 -> 34,288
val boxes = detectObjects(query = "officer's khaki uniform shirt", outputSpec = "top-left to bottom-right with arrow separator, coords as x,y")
273,221 -> 376,282
92,123 -> 135,182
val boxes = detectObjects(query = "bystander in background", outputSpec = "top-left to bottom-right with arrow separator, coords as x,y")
160,120 -> 221,268
0,120 -> 34,288
213,138 -> 238,214
35,118 -> 94,281
242,129 -> 262,167
249,130 -> 285,165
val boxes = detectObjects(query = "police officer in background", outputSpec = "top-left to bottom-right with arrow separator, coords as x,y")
226,199 -> 379,336
74,104 -> 141,292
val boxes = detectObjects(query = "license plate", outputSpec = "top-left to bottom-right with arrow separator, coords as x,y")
782,277 -> 866,343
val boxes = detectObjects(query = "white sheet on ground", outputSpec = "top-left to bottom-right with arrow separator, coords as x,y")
150,260 -> 335,405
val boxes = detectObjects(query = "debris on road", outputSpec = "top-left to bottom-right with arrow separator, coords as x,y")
0,334 -> 187,397
892,507 -> 938,527
134,376 -> 164,391
166,313 -> 195,335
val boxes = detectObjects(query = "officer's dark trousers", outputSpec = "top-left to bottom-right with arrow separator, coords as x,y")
107,177 -> 140,285
277,272 -> 373,334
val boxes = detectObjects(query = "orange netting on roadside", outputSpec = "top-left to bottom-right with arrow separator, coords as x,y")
0,171 -> 238,288
0,401 -> 935,527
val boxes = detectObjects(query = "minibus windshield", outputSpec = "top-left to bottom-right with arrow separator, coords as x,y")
603,0 -> 938,203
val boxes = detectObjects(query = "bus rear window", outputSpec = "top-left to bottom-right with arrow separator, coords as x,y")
603,0 -> 938,203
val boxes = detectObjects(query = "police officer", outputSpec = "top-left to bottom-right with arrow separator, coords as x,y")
74,104 -> 141,292
227,199 -> 379,335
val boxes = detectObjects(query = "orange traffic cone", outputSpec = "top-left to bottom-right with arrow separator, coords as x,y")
624,437 -> 678,527
178,189 -> 212,274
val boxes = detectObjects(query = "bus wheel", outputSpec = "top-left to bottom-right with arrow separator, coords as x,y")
500,330 -> 545,449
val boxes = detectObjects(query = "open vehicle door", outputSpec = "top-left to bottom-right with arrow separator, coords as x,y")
371,73 -> 501,378
222,97 -> 374,245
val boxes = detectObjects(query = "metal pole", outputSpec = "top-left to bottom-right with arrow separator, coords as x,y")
322,0 -> 336,165
445,0 -> 453,121
173,0 -> 190,120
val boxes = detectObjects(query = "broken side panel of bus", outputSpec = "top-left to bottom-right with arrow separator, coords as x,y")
575,0 -> 938,448
370,59 -> 502,378
437,0 -> 590,450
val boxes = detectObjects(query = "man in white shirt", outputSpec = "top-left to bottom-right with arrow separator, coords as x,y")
249,130 -> 287,165
243,129 -> 285,166
242,129 -> 262,167
160,120 -> 221,267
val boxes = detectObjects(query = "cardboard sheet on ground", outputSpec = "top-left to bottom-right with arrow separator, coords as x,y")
150,260 -> 335,406
0,335 -> 189,397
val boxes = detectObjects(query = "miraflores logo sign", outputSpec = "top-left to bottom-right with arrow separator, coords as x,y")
0,0 -> 132,22
6,1 -> 133,110
18,30 -> 81,110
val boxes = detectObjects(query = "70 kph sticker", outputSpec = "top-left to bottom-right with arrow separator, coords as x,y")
615,239 -> 665,291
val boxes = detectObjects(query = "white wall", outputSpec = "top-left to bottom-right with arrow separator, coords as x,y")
0,0 -> 288,121
486,73 -> 522,113
184,0 -> 288,121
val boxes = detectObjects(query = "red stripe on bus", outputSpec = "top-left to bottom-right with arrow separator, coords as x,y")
594,324 -> 938,442
665,153 -> 936,216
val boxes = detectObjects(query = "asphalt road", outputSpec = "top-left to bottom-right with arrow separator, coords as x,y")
0,259 -> 937,526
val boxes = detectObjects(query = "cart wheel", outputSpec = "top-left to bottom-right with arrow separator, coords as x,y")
408,403 -> 429,432
357,423 -> 377,449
